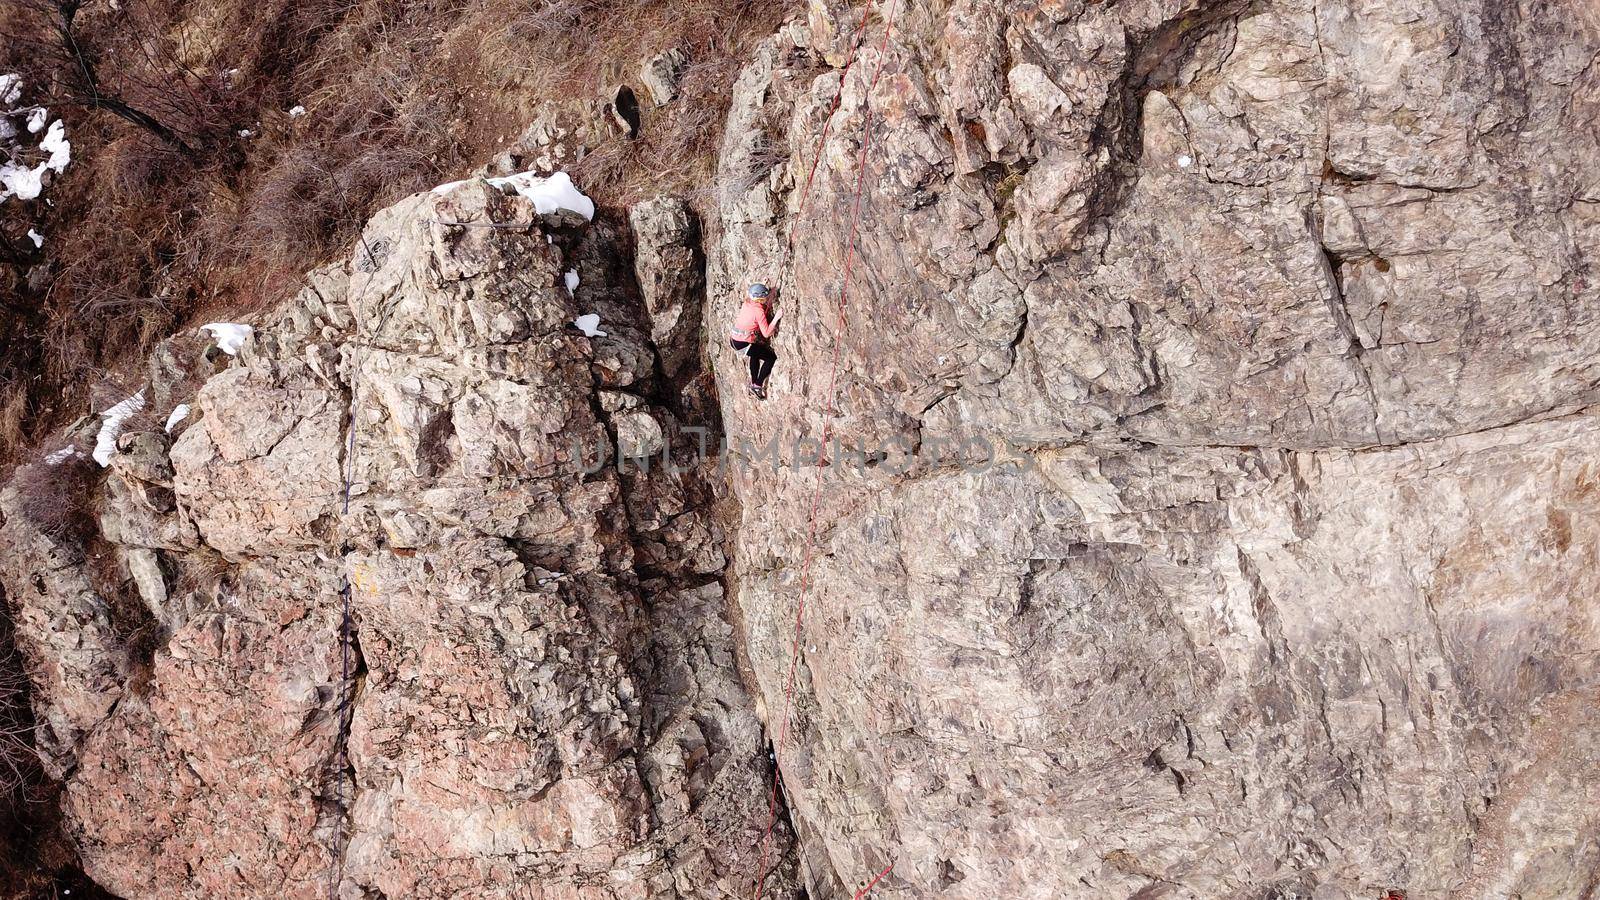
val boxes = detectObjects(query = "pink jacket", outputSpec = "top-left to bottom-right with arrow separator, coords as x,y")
730,300 -> 778,342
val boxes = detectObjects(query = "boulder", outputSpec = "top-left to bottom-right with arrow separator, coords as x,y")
639,48 -> 690,107
630,196 -> 704,380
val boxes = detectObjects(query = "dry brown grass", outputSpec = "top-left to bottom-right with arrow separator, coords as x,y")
171,547 -> 231,600
0,387 -> 27,465
524,0 -> 790,206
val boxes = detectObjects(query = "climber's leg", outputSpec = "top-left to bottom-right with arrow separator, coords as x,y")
729,339 -> 775,398
730,339 -> 755,381
749,344 -> 777,387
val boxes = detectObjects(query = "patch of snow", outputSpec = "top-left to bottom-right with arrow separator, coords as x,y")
44,444 -> 77,466
430,171 -> 595,221
573,313 -> 607,338
0,163 -> 43,201
26,107 -> 47,133
0,112 -> 70,201
490,171 -> 595,220
1177,154 -> 1193,168
201,322 -> 254,355
165,404 -> 191,433
0,74 -> 20,106
26,229 -> 42,248
40,119 -> 69,171
93,391 -> 146,467
564,269 -> 580,296
288,105 -> 306,118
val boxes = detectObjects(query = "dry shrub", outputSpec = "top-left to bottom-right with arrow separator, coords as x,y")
730,128 -> 788,196
10,448 -> 100,544
113,405 -> 166,446
36,117 -> 192,412
0,625 -> 35,802
0,605 -> 69,899
235,148 -> 342,256
202,3 -> 477,302
103,131 -> 192,204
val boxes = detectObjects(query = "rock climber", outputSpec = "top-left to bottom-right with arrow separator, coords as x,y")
730,282 -> 781,399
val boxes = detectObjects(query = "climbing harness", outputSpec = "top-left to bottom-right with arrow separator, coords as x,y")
749,0 -> 903,896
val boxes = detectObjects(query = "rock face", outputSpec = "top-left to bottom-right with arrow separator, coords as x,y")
711,0 -> 1599,897
2,0 -> 1598,898
640,49 -> 692,108
631,197 -> 705,382
1,183 -> 790,898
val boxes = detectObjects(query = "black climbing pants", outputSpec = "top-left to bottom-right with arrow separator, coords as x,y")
730,339 -> 777,386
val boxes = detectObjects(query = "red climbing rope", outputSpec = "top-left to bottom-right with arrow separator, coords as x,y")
855,862 -> 897,899
750,0 -> 902,896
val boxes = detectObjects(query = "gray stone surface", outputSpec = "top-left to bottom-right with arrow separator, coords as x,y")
710,0 -> 1600,897
640,48 -> 691,107
631,196 -> 705,381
